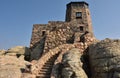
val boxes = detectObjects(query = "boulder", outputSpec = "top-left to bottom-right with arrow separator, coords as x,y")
61,48 -> 88,78
0,56 -> 31,78
6,46 -> 31,61
0,50 -> 6,56
89,38 -> 120,78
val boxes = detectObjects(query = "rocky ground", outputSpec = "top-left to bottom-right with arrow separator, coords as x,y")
0,46 -> 31,78
0,38 -> 120,78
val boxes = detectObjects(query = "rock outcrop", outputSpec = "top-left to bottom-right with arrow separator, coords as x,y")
89,38 -> 120,78
0,46 -> 32,78
0,50 -> 6,56
61,48 -> 88,78
1,38 -> 120,78
6,46 -> 31,61
0,56 -> 31,78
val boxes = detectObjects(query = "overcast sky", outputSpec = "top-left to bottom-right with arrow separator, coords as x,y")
0,0 -> 120,50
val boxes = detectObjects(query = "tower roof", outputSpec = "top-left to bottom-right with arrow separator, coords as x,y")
67,1 -> 89,6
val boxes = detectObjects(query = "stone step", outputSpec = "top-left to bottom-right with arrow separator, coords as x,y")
41,66 -> 53,69
37,52 -> 60,78
40,68 -> 51,71
38,72 -> 51,75
39,69 -> 51,72
44,61 -> 54,64
43,64 -> 53,67
44,62 -> 53,66
48,58 -> 56,61
42,65 -> 53,67
36,74 -> 50,78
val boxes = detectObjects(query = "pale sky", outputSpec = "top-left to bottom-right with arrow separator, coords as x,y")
0,0 -> 120,49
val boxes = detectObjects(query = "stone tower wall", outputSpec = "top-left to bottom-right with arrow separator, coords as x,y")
85,7 -> 93,34
30,24 -> 47,48
43,22 -> 73,53
65,2 -> 93,34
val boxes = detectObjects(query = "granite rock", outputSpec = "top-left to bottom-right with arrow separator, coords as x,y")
6,46 -> 31,61
61,48 -> 88,78
89,38 -> 120,78
0,56 -> 31,78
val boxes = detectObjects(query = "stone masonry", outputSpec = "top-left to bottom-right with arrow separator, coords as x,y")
30,1 -> 94,58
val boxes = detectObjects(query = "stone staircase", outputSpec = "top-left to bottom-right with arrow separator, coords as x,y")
36,52 -> 60,78
30,43 -> 86,78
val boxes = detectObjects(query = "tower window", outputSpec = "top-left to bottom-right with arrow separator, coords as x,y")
80,26 -> 84,31
52,26 -> 56,31
42,31 -> 46,36
76,12 -> 82,18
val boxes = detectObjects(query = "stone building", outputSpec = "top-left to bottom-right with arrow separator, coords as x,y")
21,1 -> 97,78
30,1 -> 93,56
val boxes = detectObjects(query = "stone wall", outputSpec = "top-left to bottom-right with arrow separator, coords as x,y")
30,21 -> 92,54
30,24 -> 47,49
43,22 -> 73,53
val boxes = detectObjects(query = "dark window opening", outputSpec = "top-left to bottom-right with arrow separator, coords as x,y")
80,26 -> 84,31
42,31 -> 46,36
66,33 -> 75,44
76,12 -> 82,18
52,26 -> 56,31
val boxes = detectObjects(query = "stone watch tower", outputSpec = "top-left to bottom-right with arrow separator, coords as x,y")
66,2 -> 93,36
30,1 -> 94,55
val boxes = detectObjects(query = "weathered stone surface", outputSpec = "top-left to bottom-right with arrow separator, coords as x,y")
51,35 -> 96,78
21,73 -> 36,78
0,56 -> 31,78
6,46 -> 31,60
61,48 -> 88,78
0,50 -> 6,56
0,68 -> 21,78
89,38 -> 120,78
30,44 -> 42,60
30,37 -> 46,60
